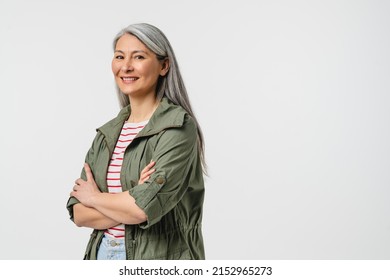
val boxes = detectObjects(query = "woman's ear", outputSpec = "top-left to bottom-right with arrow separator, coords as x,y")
160,58 -> 170,76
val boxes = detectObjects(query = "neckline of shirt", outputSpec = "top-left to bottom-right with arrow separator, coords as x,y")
124,119 -> 149,127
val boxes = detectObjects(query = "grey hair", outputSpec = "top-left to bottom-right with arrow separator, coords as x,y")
112,23 -> 207,173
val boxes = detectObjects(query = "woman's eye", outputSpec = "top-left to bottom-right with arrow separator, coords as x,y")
115,55 -> 124,59
135,55 -> 144,60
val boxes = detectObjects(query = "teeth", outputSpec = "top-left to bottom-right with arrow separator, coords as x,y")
122,77 -> 137,81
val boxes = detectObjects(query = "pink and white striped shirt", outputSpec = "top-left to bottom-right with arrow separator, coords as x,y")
104,120 -> 148,239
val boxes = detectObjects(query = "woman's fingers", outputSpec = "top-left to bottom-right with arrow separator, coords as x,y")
140,169 -> 155,181
144,168 -> 155,176
145,160 -> 156,169
139,161 -> 156,184
140,161 -> 155,176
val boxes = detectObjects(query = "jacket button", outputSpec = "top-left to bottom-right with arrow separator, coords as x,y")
156,177 -> 165,184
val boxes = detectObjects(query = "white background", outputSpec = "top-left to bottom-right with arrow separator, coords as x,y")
0,0 -> 389,259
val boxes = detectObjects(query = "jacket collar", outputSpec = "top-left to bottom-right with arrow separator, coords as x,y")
97,97 -> 186,148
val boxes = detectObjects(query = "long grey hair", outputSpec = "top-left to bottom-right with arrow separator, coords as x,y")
113,23 -> 206,173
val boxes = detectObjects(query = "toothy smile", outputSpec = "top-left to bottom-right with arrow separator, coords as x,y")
121,77 -> 139,82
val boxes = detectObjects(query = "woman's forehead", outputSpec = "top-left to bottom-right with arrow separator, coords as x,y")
115,34 -> 151,53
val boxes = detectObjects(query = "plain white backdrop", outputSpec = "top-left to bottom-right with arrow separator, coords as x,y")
0,0 -> 389,259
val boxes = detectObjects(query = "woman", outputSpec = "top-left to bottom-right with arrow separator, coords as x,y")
66,23 -> 206,260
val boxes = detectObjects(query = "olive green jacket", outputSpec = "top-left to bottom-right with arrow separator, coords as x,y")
66,98 -> 205,260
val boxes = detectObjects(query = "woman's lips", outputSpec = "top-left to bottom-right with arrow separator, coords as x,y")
121,77 -> 139,83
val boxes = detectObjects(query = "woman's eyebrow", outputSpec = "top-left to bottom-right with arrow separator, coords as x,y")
114,49 -> 148,54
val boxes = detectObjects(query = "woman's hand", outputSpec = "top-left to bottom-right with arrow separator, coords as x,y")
71,163 -> 148,225
138,161 -> 156,184
71,163 -> 101,208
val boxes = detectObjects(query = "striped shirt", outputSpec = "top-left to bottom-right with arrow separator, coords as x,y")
104,120 -> 148,239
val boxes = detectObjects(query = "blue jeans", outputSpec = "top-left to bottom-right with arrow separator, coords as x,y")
97,235 -> 126,260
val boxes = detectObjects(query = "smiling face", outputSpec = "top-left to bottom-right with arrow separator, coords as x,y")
112,33 -> 169,99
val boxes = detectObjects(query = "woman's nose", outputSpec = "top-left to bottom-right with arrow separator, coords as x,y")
121,58 -> 134,72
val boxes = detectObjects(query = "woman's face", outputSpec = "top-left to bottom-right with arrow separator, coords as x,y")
112,33 -> 168,98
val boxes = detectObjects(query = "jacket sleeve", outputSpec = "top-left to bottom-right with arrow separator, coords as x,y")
65,132 -> 101,222
129,115 -> 199,229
